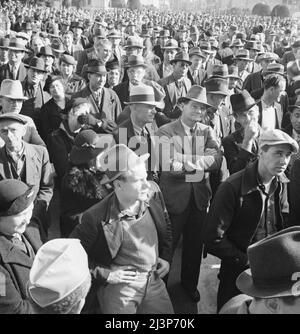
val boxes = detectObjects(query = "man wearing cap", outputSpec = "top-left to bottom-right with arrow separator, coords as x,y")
62,30 -> 83,64
71,144 -> 174,314
37,45 -> 59,75
0,38 -> 27,85
0,179 -> 42,313
0,37 -> 9,67
71,21 -> 90,50
0,79 -> 44,147
157,51 -> 192,123
222,90 -> 260,175
204,129 -> 298,311
282,40 -> 300,70
220,227 -> 300,314
244,41 -> 261,74
0,112 -> 53,239
233,49 -> 253,90
72,59 -> 120,133
157,39 -> 178,79
153,29 -> 171,62
21,57 -> 51,130
156,85 -> 222,302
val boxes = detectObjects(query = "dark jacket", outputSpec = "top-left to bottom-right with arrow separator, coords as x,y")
222,128 -> 258,175
243,70 -> 263,96
40,98 -> 69,144
204,161 -> 289,266
289,159 -> 300,227
60,167 -> 111,237
47,122 -> 75,181
0,62 -> 27,85
0,229 -> 42,314
70,182 -> 173,283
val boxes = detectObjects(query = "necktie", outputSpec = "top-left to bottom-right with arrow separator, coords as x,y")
12,66 -> 18,80
11,236 -> 27,254
190,126 -> 197,163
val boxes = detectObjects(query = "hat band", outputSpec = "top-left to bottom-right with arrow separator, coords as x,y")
129,94 -> 156,104
253,274 -> 296,290
87,66 -> 107,73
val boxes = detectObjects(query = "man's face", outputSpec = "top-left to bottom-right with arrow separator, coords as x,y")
60,61 -> 74,77
107,69 -> 120,87
160,37 -> 169,47
32,39 -> 43,54
8,50 -> 24,65
207,93 -> 226,109
259,144 -> 292,177
269,80 -> 286,103
42,55 -> 54,67
182,100 -> 207,123
63,33 -> 73,47
234,106 -> 259,129
1,97 -> 23,114
0,203 -> 34,236
290,109 -> 300,134
28,68 -> 44,85
88,73 -> 106,91
127,66 -> 145,85
0,48 -> 9,63
116,163 -> 150,203
128,25 -> 136,35
126,46 -> 140,57
132,103 -> 156,125
236,59 -> 250,72
73,28 -> 82,41
190,55 -> 202,70
178,31 -> 187,41
191,34 -> 199,43
164,49 -> 177,63
109,37 -> 121,48
180,42 -> 189,54
229,77 -> 239,90
97,44 -> 112,63
49,80 -> 65,100
249,49 -> 258,60
261,59 -> 275,71
173,61 -> 189,78
0,120 -> 26,151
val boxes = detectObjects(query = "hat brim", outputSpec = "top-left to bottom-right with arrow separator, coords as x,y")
124,63 -> 148,69
124,45 -> 144,49
24,64 -> 47,73
289,105 -> 300,110
201,50 -> 214,54
236,269 -> 295,299
231,101 -> 258,115
0,94 -> 28,100
52,48 -> 65,53
170,59 -> 192,65
234,57 -> 254,62
263,71 -> 286,77
100,153 -> 150,185
227,75 -> 243,81
259,140 -> 298,153
124,100 -> 161,107
177,96 -> 217,110
189,53 -> 206,59
207,90 -> 229,96
8,46 -> 28,52
37,52 -> 55,58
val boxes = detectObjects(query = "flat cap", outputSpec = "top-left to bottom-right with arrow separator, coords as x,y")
259,129 -> 298,153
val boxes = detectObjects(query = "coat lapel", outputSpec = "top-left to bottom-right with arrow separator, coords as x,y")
24,143 -> 38,186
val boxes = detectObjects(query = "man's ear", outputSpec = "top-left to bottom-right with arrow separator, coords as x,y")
264,298 -> 281,314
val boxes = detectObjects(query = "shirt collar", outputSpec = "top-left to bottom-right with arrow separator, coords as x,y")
130,114 -> 144,136
6,143 -> 25,160
180,118 -> 196,135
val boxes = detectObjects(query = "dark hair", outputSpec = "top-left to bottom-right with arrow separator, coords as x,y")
263,74 -> 285,90
43,75 -> 63,93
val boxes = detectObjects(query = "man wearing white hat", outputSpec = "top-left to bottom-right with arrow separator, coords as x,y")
71,144 -> 174,314
28,239 -> 91,314
0,79 -> 45,147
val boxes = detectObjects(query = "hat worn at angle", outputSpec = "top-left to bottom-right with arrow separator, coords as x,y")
259,129 -> 298,154
125,54 -> 148,69
7,37 -> 28,52
100,144 -> 149,185
37,46 -> 55,59
236,227 -> 300,298
209,64 -> 229,79
234,49 -> 253,62
177,85 -> 216,110
230,90 -> 257,115
124,36 -> 144,49
189,47 -> 206,59
51,39 -> 65,53
0,79 -> 28,100
170,51 -> 192,65
0,179 -> 34,217
28,239 -> 90,308
263,63 -> 285,77
60,53 -> 77,66
125,85 -> 160,107
227,65 -> 242,81
205,77 -> 230,96
70,130 -> 114,165
162,39 -> 178,50
25,56 -> 47,73
86,59 -> 107,75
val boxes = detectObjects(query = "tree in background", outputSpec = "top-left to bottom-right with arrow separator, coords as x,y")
271,5 -> 290,18
252,3 -> 271,17
127,0 -> 142,10
110,0 -> 126,8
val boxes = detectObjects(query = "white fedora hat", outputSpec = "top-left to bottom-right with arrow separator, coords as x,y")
0,79 -> 28,100
124,84 -> 161,107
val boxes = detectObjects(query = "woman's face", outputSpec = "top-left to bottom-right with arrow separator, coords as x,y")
49,80 -> 65,100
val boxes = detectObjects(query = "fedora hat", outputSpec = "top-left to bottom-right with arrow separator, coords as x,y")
124,36 -> 144,49
189,47 -> 206,59
170,51 -> 192,65
230,39 -> 244,48
60,53 -> 77,66
93,27 -> 107,39
257,52 -> 279,62
292,40 -> 300,49
7,38 -> 28,52
236,227 -> 300,298
0,179 -> 34,217
86,59 -> 107,75
244,41 -> 260,52
199,41 -> 214,54
289,97 -> 300,111
162,39 -> 179,50
209,64 -> 229,79
124,85 -> 161,107
100,144 -> 149,185
124,54 -> 148,69
227,65 -> 242,81
234,49 -> 253,62
205,77 -> 230,96
51,39 -> 65,53
0,79 -> 28,100
37,45 -> 55,58
178,85 -> 216,110
263,63 -> 286,77
69,130 -> 114,166
230,90 -> 257,115
25,56 -> 47,73
159,29 -> 170,38
0,37 -> 10,49
107,29 -> 122,39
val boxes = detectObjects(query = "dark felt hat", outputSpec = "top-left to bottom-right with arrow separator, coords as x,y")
0,179 -> 34,217
25,56 -> 47,73
230,90 -> 257,114
86,59 -> 107,75
205,77 -> 230,96
170,51 -> 192,65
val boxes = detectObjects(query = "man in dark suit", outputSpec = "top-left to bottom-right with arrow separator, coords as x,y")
187,47 -> 207,86
71,145 -> 174,314
158,51 -> 192,123
0,38 -> 27,85
156,39 -> 179,79
0,179 -> 42,314
72,59 -> 121,134
156,85 -> 223,302
282,40 -> 300,70
0,114 -> 53,241
114,85 -> 159,181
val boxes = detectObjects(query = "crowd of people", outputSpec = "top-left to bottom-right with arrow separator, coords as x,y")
1,0 -> 300,314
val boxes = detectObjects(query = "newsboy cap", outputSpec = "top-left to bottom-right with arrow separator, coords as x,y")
259,129 -> 298,153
